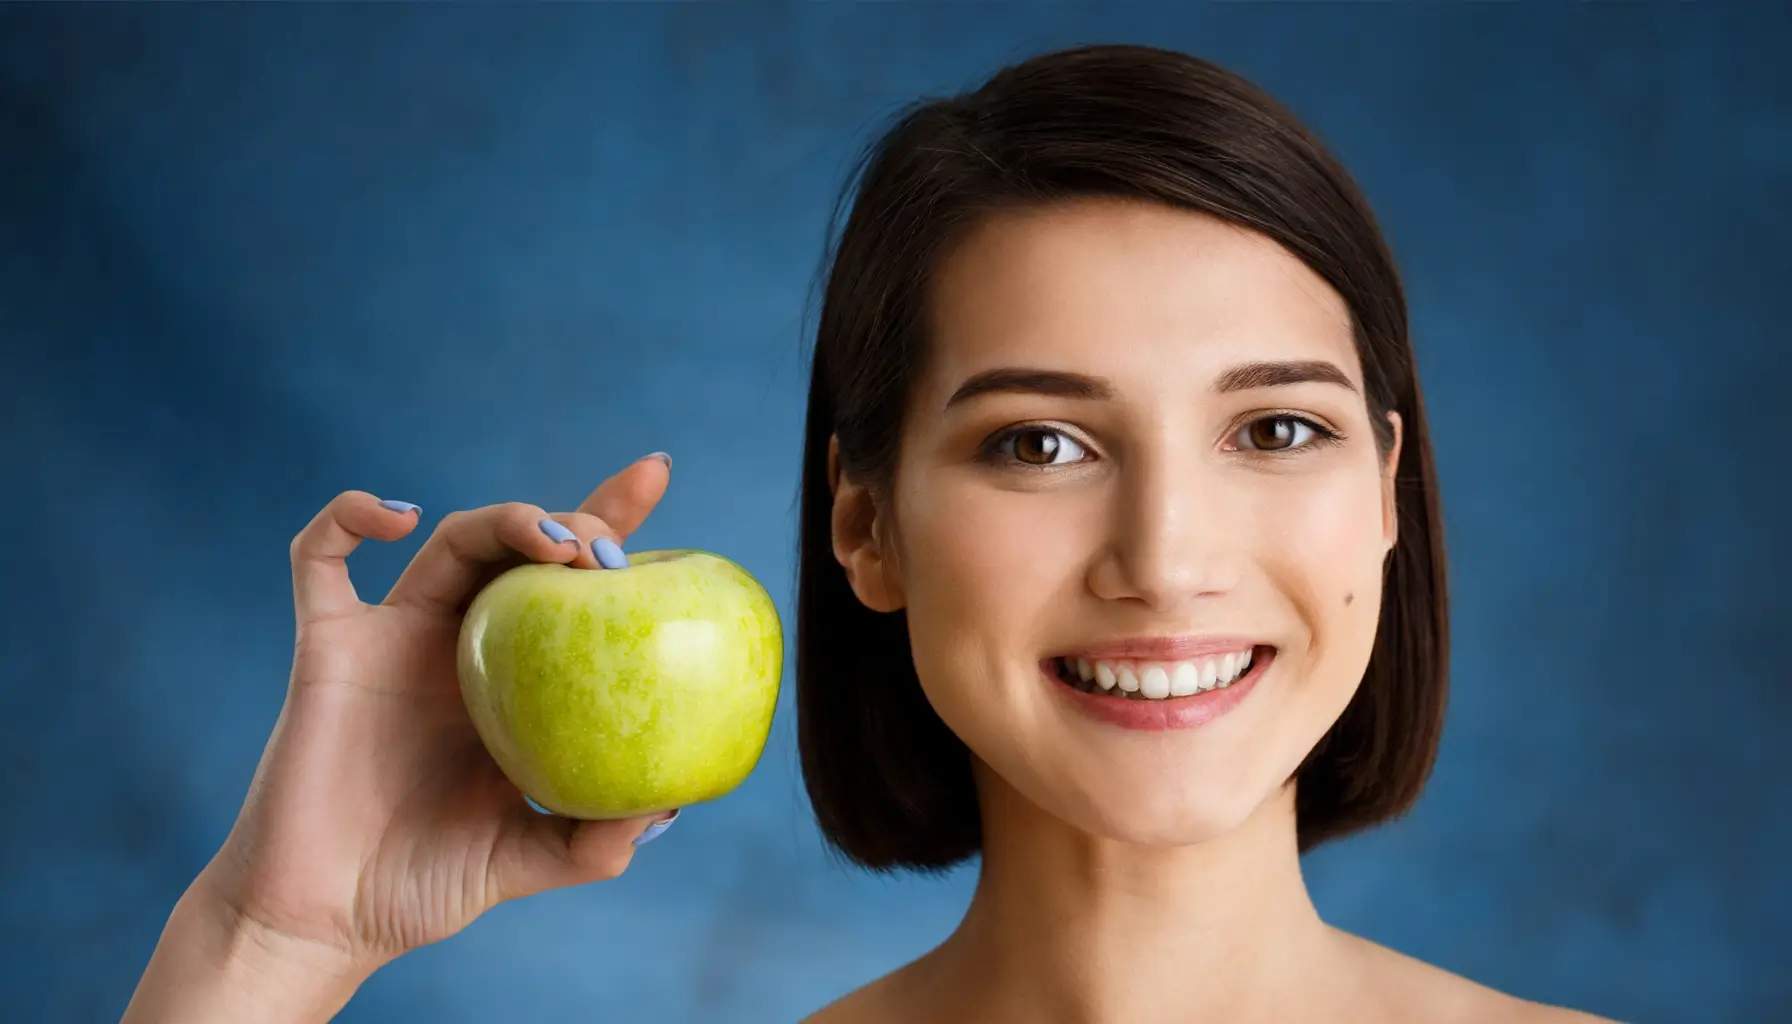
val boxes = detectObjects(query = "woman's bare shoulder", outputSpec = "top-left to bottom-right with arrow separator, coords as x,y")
1347,932 -> 1622,1024
800,973 -> 906,1024
1454,985 -> 1621,1024
801,935 -> 1624,1024
1452,983 -> 1621,1024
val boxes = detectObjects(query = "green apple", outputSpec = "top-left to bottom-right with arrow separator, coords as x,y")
456,550 -> 783,819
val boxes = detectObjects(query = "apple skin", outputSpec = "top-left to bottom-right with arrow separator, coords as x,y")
456,549 -> 783,819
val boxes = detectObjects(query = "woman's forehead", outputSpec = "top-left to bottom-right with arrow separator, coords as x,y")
921,200 -> 1363,398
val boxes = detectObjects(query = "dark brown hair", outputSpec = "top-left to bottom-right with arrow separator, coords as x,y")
796,44 -> 1448,870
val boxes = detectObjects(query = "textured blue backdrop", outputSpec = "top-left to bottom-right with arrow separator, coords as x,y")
2,5 -> 1787,1022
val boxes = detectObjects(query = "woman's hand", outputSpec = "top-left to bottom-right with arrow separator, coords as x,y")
124,454 -> 678,1022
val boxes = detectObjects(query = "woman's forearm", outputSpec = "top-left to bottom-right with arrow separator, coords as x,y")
121,873 -> 375,1024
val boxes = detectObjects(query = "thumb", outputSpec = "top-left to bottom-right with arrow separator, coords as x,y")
576,454 -> 672,541
489,810 -> 678,902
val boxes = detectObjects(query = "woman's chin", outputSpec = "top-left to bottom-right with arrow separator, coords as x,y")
974,744 -> 1298,850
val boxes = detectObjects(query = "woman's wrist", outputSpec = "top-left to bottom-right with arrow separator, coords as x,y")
123,869 -> 378,1024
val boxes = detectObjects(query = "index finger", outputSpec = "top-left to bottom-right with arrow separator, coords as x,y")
575,453 -> 671,540
382,501 -> 582,615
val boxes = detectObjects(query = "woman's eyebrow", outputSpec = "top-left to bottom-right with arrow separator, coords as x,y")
1213,359 -> 1358,394
944,368 -> 1114,409
943,359 -> 1357,410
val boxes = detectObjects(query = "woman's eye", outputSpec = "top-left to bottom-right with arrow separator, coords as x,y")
1235,415 -> 1321,452
998,427 -> 1088,466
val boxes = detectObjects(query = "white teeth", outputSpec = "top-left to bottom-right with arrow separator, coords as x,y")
1139,664 -> 1170,699
1063,649 -> 1261,701
1094,662 -> 1117,690
1169,661 -> 1200,696
1116,664 -> 1140,692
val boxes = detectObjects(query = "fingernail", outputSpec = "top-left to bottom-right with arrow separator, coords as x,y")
524,795 -> 558,816
639,451 -> 672,469
592,537 -> 629,569
539,518 -> 577,544
379,499 -> 420,515
633,809 -> 680,846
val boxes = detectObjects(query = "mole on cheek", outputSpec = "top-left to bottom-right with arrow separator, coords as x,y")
1344,592 -> 1354,606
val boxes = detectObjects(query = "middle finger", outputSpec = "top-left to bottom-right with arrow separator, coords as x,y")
382,502 -> 588,615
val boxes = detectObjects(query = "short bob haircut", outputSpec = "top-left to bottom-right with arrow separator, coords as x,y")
797,44 -> 1448,870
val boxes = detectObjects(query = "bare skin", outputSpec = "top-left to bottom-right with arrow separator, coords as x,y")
813,200 -> 1617,1024
809,931 -> 1611,1024
122,459 -> 679,1023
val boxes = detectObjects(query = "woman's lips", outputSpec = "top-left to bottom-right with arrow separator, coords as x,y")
1042,645 -> 1274,731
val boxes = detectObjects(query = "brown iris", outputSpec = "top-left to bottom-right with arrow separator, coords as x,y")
1013,429 -> 1065,465
1245,417 -> 1301,451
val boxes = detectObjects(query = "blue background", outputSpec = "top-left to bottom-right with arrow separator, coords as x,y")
2,5 -> 1788,1022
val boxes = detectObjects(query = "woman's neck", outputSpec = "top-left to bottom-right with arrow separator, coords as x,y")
902,767 -> 1350,1023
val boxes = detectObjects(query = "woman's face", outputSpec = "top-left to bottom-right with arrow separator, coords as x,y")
857,199 -> 1401,845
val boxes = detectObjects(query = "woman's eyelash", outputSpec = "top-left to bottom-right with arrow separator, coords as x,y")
1230,413 -> 1345,454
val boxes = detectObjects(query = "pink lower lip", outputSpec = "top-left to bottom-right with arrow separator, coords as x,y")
1044,648 -> 1273,731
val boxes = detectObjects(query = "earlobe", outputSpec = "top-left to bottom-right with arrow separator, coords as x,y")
828,454 -> 905,613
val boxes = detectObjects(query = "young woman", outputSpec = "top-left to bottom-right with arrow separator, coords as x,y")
124,45 -> 1614,1023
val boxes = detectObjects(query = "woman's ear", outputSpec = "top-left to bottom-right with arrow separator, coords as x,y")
829,435 -> 905,612
1381,411 -> 1403,555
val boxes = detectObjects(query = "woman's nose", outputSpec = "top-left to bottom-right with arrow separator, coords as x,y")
1086,455 -> 1243,610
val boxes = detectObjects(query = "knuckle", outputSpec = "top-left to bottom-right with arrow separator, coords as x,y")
491,501 -> 543,532
563,512 -> 616,540
291,494 -> 354,560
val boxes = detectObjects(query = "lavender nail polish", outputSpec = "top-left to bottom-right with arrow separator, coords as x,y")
639,451 -> 672,469
633,809 -> 680,846
539,518 -> 577,544
379,499 -> 420,515
593,537 -> 629,569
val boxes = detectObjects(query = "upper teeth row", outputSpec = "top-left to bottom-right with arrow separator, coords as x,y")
1067,651 -> 1253,699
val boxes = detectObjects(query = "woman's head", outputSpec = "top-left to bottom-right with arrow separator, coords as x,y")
797,44 -> 1447,869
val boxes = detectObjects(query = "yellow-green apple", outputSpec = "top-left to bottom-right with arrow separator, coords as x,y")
457,550 -> 783,819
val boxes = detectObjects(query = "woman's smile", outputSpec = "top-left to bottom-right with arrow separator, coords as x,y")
1042,642 -> 1278,731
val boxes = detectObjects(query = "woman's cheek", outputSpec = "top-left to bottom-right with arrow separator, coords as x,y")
1250,466 -> 1391,627
903,472 -> 1091,607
